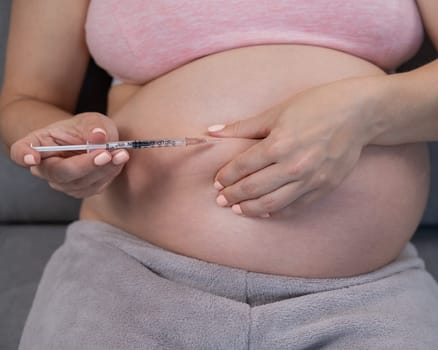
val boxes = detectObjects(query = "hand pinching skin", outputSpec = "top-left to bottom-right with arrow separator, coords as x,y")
208,79 -> 372,217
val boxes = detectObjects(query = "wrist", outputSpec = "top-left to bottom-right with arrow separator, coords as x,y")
360,69 -> 436,146
0,98 -> 72,149
353,74 -> 394,146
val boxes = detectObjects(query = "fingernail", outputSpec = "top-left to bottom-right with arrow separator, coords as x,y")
231,204 -> 243,215
112,151 -> 129,165
91,127 -> 106,136
94,152 -> 111,166
216,194 -> 229,207
208,124 -> 225,132
24,154 -> 36,165
214,180 -> 224,190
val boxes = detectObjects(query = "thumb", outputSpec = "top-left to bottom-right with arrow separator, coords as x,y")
207,112 -> 273,139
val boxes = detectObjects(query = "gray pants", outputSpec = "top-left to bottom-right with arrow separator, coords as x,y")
19,220 -> 438,349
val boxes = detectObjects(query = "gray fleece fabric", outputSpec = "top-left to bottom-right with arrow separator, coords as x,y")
19,220 -> 438,350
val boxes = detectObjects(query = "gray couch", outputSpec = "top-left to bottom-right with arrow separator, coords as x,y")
0,2 -> 437,350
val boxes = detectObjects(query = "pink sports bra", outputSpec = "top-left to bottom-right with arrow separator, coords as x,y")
85,0 -> 424,84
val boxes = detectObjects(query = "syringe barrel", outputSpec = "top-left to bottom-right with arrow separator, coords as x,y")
102,141 -> 134,151
130,139 -> 186,148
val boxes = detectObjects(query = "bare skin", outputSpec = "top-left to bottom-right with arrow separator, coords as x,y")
80,45 -> 429,277
1,0 -> 437,278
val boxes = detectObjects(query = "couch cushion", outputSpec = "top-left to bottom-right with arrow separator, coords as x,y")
0,224 -> 67,350
0,148 -> 80,223
422,142 -> 438,225
0,0 -> 10,87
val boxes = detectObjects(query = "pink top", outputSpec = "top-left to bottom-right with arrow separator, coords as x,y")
85,0 -> 424,84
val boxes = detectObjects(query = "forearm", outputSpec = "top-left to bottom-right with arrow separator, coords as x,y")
0,0 -> 92,151
367,59 -> 438,146
0,97 -> 72,151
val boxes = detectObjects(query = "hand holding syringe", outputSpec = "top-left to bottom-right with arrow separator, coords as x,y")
32,137 -> 222,153
11,113 -> 228,199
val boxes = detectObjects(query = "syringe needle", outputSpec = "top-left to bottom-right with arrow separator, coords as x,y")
184,137 -> 207,146
32,137 -> 224,152
184,137 -> 223,145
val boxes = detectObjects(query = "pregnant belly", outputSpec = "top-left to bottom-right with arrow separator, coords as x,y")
81,45 -> 430,277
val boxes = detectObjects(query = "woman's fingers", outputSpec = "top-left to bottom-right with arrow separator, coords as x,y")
215,151 -> 342,217
47,165 -> 124,199
231,180 -> 308,217
29,149 -> 129,197
230,177 -> 335,217
214,137 -> 275,188
207,106 -> 275,139
216,163 -> 294,206
215,136 -> 326,202
31,151 -> 108,183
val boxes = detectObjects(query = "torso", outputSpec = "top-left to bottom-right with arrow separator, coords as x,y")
80,44 -> 430,277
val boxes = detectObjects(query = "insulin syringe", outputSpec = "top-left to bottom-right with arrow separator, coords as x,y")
32,137 -> 222,153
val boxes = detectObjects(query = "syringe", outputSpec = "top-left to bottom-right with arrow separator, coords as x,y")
32,137 -> 221,153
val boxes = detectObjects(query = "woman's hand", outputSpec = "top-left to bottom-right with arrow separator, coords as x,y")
208,78 -> 376,217
10,112 -> 129,198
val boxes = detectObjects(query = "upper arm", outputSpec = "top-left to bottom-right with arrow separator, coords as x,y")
1,0 -> 91,113
416,0 -> 438,51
